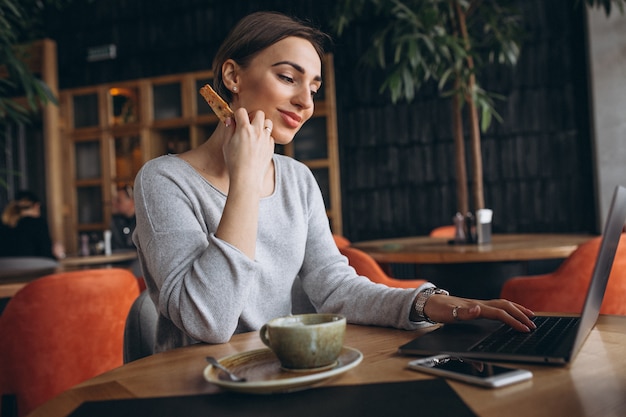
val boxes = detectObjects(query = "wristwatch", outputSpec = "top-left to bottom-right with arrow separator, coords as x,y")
414,287 -> 449,323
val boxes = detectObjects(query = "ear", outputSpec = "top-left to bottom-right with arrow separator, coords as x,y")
221,59 -> 240,92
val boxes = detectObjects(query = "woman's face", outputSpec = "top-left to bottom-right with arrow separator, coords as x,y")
231,36 -> 322,145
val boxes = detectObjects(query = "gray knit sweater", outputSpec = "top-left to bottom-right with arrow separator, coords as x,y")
133,154 -> 430,352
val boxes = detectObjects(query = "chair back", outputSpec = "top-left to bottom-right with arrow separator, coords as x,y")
123,290 -> 158,363
332,234 -> 351,248
0,268 -> 140,416
429,225 -> 456,238
339,246 -> 426,289
501,234 -> 626,315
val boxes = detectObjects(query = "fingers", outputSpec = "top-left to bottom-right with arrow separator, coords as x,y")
475,300 -> 536,332
425,295 -> 536,332
234,109 -> 273,138
223,109 -> 274,181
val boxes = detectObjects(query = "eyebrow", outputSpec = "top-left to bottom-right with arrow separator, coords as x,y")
272,61 -> 323,83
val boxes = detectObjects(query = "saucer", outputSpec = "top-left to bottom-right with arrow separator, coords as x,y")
203,346 -> 363,394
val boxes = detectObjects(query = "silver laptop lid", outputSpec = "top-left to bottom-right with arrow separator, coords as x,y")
571,185 -> 626,356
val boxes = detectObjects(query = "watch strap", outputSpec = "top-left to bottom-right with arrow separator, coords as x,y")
414,287 -> 449,323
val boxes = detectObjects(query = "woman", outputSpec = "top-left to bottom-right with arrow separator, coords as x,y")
110,184 -> 136,250
133,11 -> 535,353
0,190 -> 55,258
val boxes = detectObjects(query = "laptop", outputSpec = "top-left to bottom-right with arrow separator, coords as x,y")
399,185 -> 626,365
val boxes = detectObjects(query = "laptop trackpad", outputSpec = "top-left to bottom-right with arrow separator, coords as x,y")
399,319 -> 503,355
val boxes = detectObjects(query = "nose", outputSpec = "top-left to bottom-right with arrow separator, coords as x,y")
292,85 -> 314,110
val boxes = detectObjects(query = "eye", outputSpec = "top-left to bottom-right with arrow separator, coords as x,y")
310,90 -> 318,98
278,74 -> 294,84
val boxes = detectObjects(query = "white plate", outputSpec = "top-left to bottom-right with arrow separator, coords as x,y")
203,346 -> 363,394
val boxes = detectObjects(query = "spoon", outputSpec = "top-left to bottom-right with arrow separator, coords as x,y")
206,356 -> 247,382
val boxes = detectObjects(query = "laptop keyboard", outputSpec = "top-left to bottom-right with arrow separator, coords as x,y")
469,316 -> 580,355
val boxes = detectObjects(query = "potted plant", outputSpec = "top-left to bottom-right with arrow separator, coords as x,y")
0,0 -> 61,123
333,0 -> 523,217
332,0 -> 624,222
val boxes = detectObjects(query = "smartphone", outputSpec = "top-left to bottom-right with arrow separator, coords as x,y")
407,355 -> 532,388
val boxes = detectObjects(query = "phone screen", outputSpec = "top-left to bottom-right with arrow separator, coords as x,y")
423,356 -> 515,377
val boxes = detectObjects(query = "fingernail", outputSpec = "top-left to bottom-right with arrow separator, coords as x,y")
224,117 -> 232,127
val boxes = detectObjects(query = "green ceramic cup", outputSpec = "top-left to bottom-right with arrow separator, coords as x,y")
259,313 -> 346,371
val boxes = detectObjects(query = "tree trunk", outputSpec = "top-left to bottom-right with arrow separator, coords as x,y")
454,0 -> 485,211
466,85 -> 484,210
452,79 -> 469,215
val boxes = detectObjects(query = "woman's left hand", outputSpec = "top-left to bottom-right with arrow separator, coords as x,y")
423,295 -> 537,332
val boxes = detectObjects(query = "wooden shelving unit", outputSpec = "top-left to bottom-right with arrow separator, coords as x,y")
58,54 -> 341,254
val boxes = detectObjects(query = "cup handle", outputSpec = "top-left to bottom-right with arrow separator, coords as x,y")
259,324 -> 271,347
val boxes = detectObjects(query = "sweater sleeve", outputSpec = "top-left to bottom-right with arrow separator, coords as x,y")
293,165 -> 432,331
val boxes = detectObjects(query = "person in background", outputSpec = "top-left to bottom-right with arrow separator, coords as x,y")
110,184 -> 136,250
0,190 -> 59,259
133,11 -> 535,353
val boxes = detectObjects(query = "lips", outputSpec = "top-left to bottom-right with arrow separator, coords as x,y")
279,110 -> 303,129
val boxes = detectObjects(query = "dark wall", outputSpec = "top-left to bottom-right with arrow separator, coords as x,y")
44,0 -> 596,241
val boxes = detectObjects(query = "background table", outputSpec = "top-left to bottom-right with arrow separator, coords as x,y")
351,234 -> 593,264
0,251 -> 138,299
351,234 -> 593,298
26,315 -> 626,417
59,250 -> 138,269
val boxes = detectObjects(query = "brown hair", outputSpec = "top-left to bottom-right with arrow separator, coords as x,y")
212,11 -> 331,103
1,190 -> 41,227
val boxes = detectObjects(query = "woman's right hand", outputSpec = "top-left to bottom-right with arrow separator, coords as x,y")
222,108 -> 275,195
216,108 -> 275,259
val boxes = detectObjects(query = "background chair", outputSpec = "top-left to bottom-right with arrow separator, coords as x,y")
123,290 -> 158,363
339,246 -> 426,289
500,234 -> 626,315
429,225 -> 456,238
0,268 -> 140,416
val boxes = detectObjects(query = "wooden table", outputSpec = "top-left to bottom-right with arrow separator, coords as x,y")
351,234 -> 594,264
0,251 -> 138,299
27,315 -> 626,417
352,234 -> 594,298
59,250 -> 138,269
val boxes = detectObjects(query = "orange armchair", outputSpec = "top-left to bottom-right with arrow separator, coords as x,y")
429,225 -> 456,238
332,234 -> 351,248
500,234 -> 626,315
0,268 -> 140,416
339,246 -> 426,289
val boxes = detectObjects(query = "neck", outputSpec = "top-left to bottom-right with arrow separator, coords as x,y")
179,128 -> 228,179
